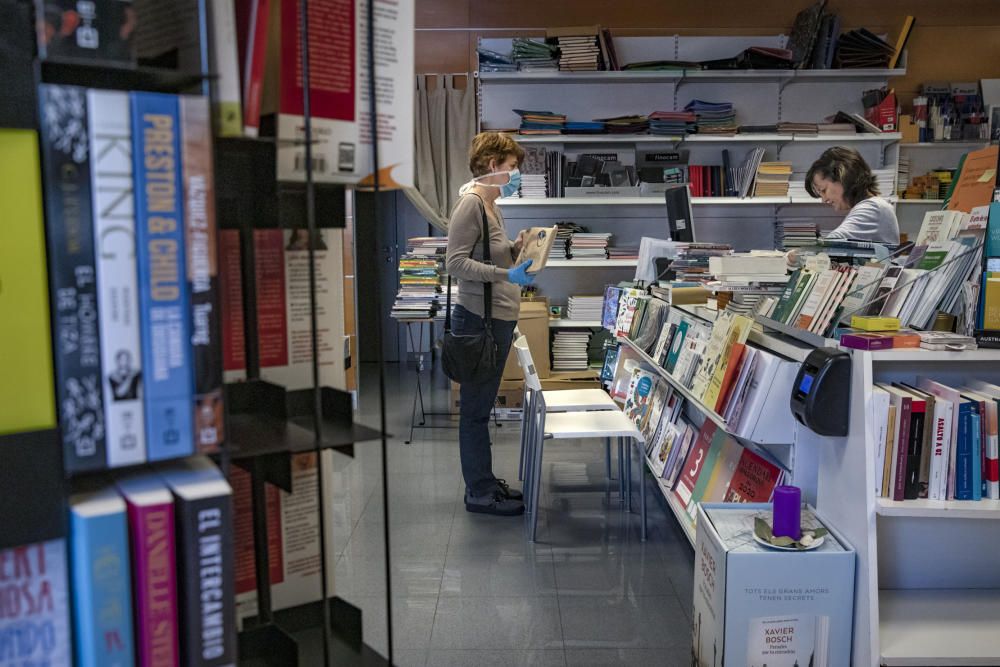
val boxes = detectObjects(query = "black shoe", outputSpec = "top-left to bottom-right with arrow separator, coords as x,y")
465,488 -> 525,516
495,478 -> 523,501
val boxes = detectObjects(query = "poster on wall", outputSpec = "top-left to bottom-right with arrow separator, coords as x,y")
277,0 -> 414,188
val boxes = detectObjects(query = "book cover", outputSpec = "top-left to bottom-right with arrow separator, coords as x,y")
722,347 -> 758,426
34,0 -> 136,63
665,320 -> 689,373
769,269 -> 801,323
0,129 -> 56,436
674,420 -> 717,506
159,458 -> 236,666
207,0 -> 243,136
783,271 -> 817,324
664,423 -> 696,485
965,381 -> 1000,500
651,323 -> 676,366
180,95 -> 224,454
0,539 -> 72,666
601,286 -> 621,330
700,436 -> 743,503
69,486 -> 135,666
723,447 -> 782,503
623,369 -> 657,430
218,229 -> 247,382
115,473 -> 178,667
88,89 -> 146,468
131,91 -> 194,462
515,226 -> 558,273
652,423 -> 682,477
793,268 -> 837,330
38,84 -> 107,472
686,428 -> 728,513
896,386 -> 926,500
708,341 -> 746,413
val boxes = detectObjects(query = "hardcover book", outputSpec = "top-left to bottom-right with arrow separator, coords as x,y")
0,129 -> 56,436
0,539 -> 72,666
180,95 -> 224,453
674,420 -> 717,509
515,226 -> 558,273
116,473 -> 179,667
88,89 -> 146,467
69,486 -> 135,666
159,458 -> 236,666
38,84 -> 107,471
131,91 -> 194,462
723,448 -> 782,503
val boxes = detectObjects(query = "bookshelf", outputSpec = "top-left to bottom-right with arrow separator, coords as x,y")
814,348 -> 1000,666
515,132 -> 901,144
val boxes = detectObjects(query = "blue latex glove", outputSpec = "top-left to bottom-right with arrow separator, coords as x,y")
508,260 -> 535,286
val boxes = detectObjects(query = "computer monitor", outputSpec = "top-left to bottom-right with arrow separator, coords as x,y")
664,184 -> 695,243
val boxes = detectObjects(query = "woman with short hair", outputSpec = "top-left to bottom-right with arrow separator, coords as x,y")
445,132 -> 534,516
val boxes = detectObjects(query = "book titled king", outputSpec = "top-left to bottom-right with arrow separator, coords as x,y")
116,473 -> 179,667
0,539 -> 73,666
89,88 -> 147,467
38,84 -> 107,472
131,92 -> 194,461
160,458 -> 236,666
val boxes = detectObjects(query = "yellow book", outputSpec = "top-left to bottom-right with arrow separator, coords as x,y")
0,130 -> 56,434
700,314 -> 752,408
850,315 -> 901,332
983,275 -> 1000,331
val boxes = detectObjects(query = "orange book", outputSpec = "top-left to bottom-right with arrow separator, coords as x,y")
715,343 -> 746,413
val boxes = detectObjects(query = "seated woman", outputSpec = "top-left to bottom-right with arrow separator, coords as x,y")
805,146 -> 900,244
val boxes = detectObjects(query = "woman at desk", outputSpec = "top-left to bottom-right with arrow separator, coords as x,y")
805,146 -> 900,244
446,132 -> 534,517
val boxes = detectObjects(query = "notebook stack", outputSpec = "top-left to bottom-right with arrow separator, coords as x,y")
518,147 -> 549,199
552,330 -> 592,371
567,295 -> 605,321
787,175 -> 809,201
477,47 -> 516,72
391,238 -> 447,320
550,222 -> 583,260
816,122 -> 857,135
779,220 -> 819,249
570,232 -> 612,259
752,162 -> 793,196
512,38 -> 559,71
896,154 -> 911,198
563,120 -> 606,134
668,243 -> 733,283
873,167 -> 897,198
608,246 -> 640,261
835,28 -> 894,68
555,33 -> 601,71
777,121 -> 818,135
648,111 -> 697,136
595,115 -> 649,134
515,109 -> 566,135
684,100 -> 737,135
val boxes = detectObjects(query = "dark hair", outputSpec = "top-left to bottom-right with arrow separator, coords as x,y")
805,146 -> 879,207
468,132 -> 525,177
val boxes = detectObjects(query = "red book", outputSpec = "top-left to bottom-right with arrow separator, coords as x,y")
715,342 -> 746,412
219,230 -> 246,381
253,230 -> 288,368
239,0 -> 270,137
674,420 -> 717,506
723,448 -> 782,502
116,473 -> 179,667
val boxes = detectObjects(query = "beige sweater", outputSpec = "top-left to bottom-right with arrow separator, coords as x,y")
445,193 -> 521,322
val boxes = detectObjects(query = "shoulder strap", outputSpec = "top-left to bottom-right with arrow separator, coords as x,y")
464,192 -> 493,324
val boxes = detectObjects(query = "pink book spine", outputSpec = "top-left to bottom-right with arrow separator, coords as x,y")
128,501 -> 179,667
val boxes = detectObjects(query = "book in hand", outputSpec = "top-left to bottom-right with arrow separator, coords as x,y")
516,226 -> 558,273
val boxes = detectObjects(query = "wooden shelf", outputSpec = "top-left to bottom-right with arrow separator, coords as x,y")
549,319 -> 603,328
514,133 -> 899,144
877,498 -> 1000,519
645,456 -> 696,546
880,589 -> 1000,665
546,259 -> 637,268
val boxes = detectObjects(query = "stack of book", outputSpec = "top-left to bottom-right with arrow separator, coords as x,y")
477,47 -> 516,72
596,115 -> 650,134
518,147 -> 549,199
752,162 -> 793,196
570,232 -> 612,259
549,222 -> 582,260
901,170 -> 954,200
708,252 -> 790,284
816,122 -> 858,135
555,32 -> 601,71
567,294 -> 604,321
684,100 -> 737,135
608,245 -> 640,260
777,121 -> 818,135
779,220 -> 820,249
871,378 -> 999,503
787,176 -> 809,201
668,243 -> 734,283
515,109 -> 566,135
512,38 -> 558,71
391,237 -> 447,320
563,120 -> 606,134
648,111 -> 697,136
873,167 -> 897,198
552,330 -> 592,370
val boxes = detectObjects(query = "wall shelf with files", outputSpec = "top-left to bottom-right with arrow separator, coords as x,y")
515,133 -> 902,144
813,348 -> 1000,666
549,319 -> 603,328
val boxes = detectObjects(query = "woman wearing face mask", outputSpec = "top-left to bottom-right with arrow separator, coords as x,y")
806,146 -> 900,243
446,132 -> 534,516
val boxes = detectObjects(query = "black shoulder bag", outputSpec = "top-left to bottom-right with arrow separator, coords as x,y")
441,195 -> 499,384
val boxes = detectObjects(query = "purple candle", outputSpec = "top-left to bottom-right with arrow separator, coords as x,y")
772,485 -> 802,540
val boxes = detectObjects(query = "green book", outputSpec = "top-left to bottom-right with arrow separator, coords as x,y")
769,269 -> 802,322
784,271 -> 817,325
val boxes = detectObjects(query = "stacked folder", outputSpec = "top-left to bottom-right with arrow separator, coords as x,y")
563,121 -> 606,134
515,109 -> 566,135
569,232 -> 612,259
684,100 -> 737,135
835,29 -> 894,68
512,38 -> 558,71
595,115 -> 649,134
648,111 -> 697,136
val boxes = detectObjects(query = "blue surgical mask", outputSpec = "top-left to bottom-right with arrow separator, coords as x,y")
500,169 -> 521,198
458,169 -> 522,198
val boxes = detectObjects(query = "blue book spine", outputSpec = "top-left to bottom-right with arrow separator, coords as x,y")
956,404 -> 974,500
130,92 -> 194,460
37,84 -> 107,472
972,412 -> 983,501
70,494 -> 135,666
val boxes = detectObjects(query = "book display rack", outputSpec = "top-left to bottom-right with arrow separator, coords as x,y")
0,1 -> 390,665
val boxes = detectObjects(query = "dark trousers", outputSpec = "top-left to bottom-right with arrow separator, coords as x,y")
451,304 -> 518,496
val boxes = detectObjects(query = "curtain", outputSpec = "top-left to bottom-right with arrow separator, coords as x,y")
405,74 -> 476,231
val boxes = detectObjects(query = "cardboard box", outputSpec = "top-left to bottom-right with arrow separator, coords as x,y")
540,370 -> 601,391
504,299 -> 550,380
692,504 -> 855,667
450,380 -> 524,420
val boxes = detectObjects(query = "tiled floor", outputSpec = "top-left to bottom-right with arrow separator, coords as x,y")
328,363 -> 696,667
